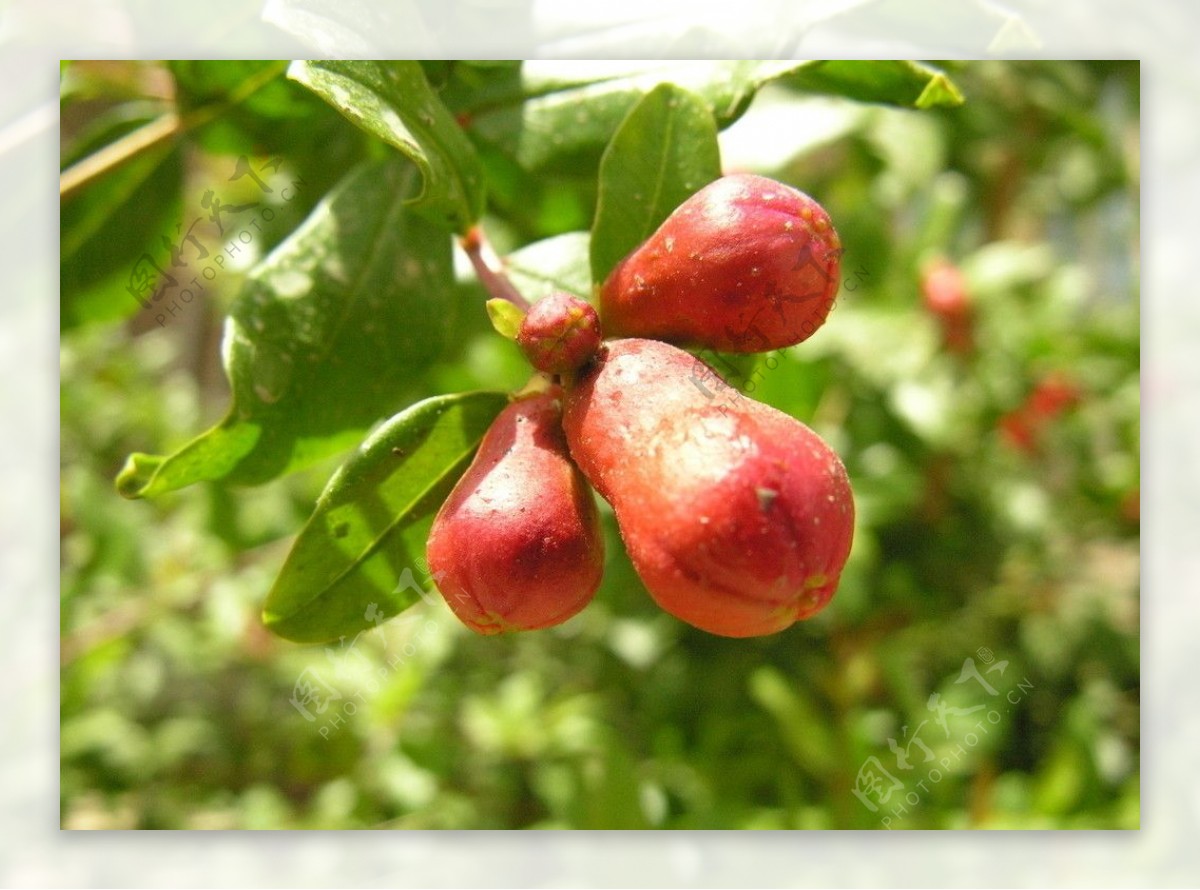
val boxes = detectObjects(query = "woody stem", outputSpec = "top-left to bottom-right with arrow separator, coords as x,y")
60,60 -> 288,200
459,226 -> 531,312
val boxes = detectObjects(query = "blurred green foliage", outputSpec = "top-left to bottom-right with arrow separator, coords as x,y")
60,60 -> 1138,829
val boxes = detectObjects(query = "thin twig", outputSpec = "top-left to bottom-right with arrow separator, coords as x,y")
459,226 -> 532,312
60,112 -> 181,199
60,60 -> 289,200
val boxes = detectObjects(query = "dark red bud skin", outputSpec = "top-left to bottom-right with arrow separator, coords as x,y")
1000,375 -> 1082,454
517,292 -> 603,375
921,259 -> 974,354
599,174 -> 842,353
427,392 -> 604,634
941,317 -> 975,355
563,339 -> 854,637
999,409 -> 1037,454
1027,374 -> 1080,418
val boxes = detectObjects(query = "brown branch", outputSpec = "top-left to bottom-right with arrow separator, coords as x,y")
60,112 -> 181,200
60,60 -> 289,200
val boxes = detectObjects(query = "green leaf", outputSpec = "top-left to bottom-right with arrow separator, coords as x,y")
915,71 -> 967,110
590,83 -> 721,287
749,666 -> 836,776
116,158 -> 455,498
471,138 -> 597,239
262,390 -> 509,643
449,61 -> 962,174
288,60 -> 484,232
485,298 -> 525,341
170,60 -> 308,121
61,112 -> 184,329
168,59 -> 357,167
505,232 -> 592,304
781,60 -> 965,109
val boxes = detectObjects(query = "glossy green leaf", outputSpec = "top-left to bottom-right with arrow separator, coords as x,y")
590,83 -> 721,287
288,60 -> 484,232
263,390 -> 509,643
169,59 -> 356,165
781,60 -> 964,109
116,158 -> 455,498
505,232 -> 593,304
170,61 -> 306,120
485,298 -> 525,341
471,138 -> 597,239
451,60 -> 962,173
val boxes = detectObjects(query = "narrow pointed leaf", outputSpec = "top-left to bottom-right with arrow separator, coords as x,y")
444,60 -> 963,173
485,298 -> 525,340
590,83 -> 722,287
117,157 -> 454,498
263,390 -> 509,643
288,60 -> 484,232
783,60 -> 965,109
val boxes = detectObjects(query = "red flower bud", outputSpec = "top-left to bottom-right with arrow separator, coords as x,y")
600,174 -> 842,353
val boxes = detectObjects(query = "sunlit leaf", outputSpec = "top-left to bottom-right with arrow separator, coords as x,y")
263,390 -> 509,643
117,157 -> 455,497
447,60 -> 963,173
288,60 -> 484,232
590,83 -> 721,287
